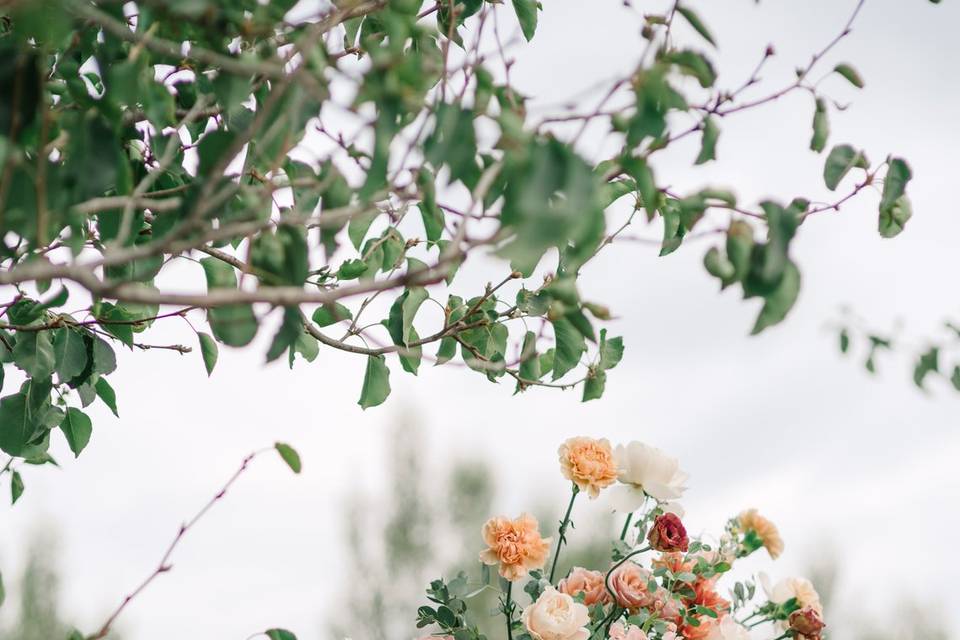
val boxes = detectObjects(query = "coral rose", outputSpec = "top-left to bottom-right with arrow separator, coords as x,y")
789,606 -> 826,638
608,621 -> 648,640
609,442 -> 688,512
607,561 -> 655,610
479,513 -> 551,580
559,437 -> 618,498
647,513 -> 689,552
558,567 -> 610,606
737,509 -> 784,559
692,578 -> 730,617
522,587 -> 590,640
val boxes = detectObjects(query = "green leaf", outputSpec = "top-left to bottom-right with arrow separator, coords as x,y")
0,391 -> 37,456
511,0 -> 538,41
288,333 -> 319,368
878,158 -> 912,238
695,117 -> 719,165
274,442 -> 302,474
311,303 -> 353,327
91,336 -> 117,376
59,407 -> 93,457
358,355 -> 391,409
878,195 -> 912,239
582,369 -> 606,402
12,331 -> 56,379
265,630 -> 298,640
839,329 -> 850,354
663,49 -> 716,88
950,366 -> 960,392
751,261 -> 801,335
810,98 -> 829,153
53,328 -> 88,383
598,329 -> 624,370
200,258 -> 259,347
833,63 -> 864,88
823,144 -> 865,191
266,307 -> 303,363
552,318 -> 586,381
703,247 -> 735,281
913,347 -> 939,390
435,337 -> 457,365
518,331 -> 541,382
197,130 -> 237,176
677,5 -> 716,45
621,156 -> 658,218
95,378 -> 119,417
11,470 -> 23,505
198,332 -> 218,376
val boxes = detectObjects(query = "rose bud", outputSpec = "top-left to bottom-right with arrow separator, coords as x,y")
789,606 -> 826,637
647,513 -> 689,553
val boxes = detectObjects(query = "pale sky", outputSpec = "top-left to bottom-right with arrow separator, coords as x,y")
2,1 -> 959,639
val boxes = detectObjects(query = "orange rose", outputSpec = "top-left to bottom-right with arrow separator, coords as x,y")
558,567 -> 610,606
479,513 -> 551,580
558,437 -> 618,498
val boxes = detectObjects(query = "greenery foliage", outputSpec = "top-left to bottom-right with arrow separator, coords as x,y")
0,0 -> 930,487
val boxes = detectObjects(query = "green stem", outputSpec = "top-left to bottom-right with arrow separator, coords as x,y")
505,581 -> 514,640
548,484 -> 580,583
619,512 -> 633,541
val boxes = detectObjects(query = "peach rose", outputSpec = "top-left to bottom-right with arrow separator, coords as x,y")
559,437 -> 618,498
651,587 -> 682,625
522,587 -> 590,640
558,567 -> 611,606
480,513 -> 551,580
607,562 -> 655,610
737,509 -> 784,559
608,621 -> 648,640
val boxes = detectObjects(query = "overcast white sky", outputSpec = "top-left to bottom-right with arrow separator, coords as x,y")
2,1 -> 959,638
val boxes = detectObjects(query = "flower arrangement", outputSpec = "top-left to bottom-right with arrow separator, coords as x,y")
415,438 -> 824,640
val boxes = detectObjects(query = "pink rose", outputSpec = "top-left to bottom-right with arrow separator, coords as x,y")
607,562 -> 655,610
558,567 -> 611,606
608,621 -> 648,640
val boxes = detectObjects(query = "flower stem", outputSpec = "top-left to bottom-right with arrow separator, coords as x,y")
619,512 -> 633,541
505,581 -> 514,640
548,484 -> 580,583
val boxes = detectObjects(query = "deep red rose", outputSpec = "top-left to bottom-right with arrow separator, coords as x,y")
647,513 -> 689,552
789,606 -> 826,637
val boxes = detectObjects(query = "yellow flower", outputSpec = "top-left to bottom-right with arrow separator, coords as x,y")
558,437 -> 618,498
479,513 -> 552,580
738,509 -> 784,559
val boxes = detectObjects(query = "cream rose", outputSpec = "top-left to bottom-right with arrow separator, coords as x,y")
760,574 -> 823,615
704,616 -> 752,640
608,442 -> 688,512
522,587 -> 590,640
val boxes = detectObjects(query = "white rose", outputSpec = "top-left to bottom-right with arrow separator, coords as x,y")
521,587 -> 590,640
705,616 -> 752,640
760,574 -> 823,615
607,442 -> 689,511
